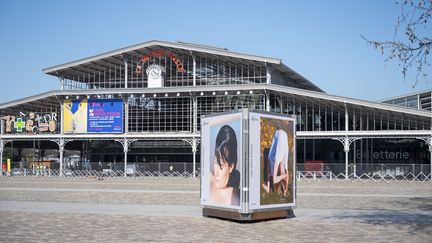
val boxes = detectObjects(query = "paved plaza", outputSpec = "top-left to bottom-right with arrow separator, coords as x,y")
0,177 -> 431,242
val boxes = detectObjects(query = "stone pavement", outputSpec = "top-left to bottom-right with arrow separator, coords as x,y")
0,177 -> 431,242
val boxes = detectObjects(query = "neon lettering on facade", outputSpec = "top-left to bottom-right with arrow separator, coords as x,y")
135,48 -> 185,74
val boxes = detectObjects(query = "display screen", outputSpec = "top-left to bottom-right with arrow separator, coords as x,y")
87,99 -> 123,133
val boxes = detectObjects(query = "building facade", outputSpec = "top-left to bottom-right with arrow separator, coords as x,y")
0,40 -> 431,178
381,90 -> 432,111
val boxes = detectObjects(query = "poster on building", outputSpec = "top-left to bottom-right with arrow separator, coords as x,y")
87,99 -> 123,133
1,112 -> 58,134
249,112 -> 295,210
63,99 -> 123,134
201,112 -> 242,210
63,99 -> 88,133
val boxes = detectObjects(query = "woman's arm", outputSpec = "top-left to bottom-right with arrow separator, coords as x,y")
273,161 -> 287,184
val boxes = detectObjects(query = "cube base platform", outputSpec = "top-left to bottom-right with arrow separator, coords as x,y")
202,207 -> 295,222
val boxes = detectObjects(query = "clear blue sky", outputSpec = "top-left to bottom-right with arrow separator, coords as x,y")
0,0 -> 431,104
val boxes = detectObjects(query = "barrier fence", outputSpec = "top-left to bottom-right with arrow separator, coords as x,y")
2,162 -> 431,182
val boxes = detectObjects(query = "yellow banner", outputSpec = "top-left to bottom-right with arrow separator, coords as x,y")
63,99 -> 88,133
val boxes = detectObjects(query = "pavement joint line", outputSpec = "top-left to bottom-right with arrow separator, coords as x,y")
1,201 -> 431,221
0,181 -> 198,186
298,192 -> 432,198
0,201 -> 202,218
0,187 -> 199,194
0,187 -> 430,198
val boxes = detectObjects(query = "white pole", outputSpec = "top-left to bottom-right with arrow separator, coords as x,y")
192,139 -> 197,178
192,149 -> 196,178
344,103 -> 349,180
123,139 -> 128,177
345,148 -> 349,180
59,146 -> 63,176
192,53 -> 196,86
344,137 -> 349,180
193,97 -> 197,133
124,150 -> 127,177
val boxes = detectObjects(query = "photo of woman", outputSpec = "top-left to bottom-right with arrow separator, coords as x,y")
262,129 -> 289,195
209,124 -> 241,206
260,117 -> 294,205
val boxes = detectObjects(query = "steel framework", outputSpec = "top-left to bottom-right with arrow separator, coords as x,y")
1,40 -> 431,178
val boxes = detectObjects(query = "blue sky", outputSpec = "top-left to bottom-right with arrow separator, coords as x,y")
0,0 -> 430,103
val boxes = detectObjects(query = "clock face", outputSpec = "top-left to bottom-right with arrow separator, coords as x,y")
146,64 -> 163,79
150,67 -> 161,78
146,64 -> 165,88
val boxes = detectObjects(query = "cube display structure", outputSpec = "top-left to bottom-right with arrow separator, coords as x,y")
200,109 -> 296,221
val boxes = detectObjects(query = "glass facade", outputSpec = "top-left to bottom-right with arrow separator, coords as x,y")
382,91 -> 432,111
1,41 -> 431,176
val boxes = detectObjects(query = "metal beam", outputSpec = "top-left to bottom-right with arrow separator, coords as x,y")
297,130 -> 432,138
43,40 -> 280,75
2,84 -> 432,118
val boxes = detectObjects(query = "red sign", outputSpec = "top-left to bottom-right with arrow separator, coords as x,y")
135,48 -> 185,74
304,160 -> 326,171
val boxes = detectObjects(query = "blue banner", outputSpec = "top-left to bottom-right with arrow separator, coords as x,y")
87,99 -> 123,133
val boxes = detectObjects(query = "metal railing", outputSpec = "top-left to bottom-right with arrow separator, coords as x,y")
2,162 -> 431,182
297,163 -> 431,182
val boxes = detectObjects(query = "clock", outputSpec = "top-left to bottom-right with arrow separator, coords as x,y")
146,64 -> 165,88
148,65 -> 162,79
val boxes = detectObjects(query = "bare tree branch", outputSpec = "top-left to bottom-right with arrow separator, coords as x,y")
363,0 -> 431,87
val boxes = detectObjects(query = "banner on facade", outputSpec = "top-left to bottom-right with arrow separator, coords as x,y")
87,99 -> 123,133
63,99 -> 88,133
63,99 -> 123,134
1,112 -> 57,134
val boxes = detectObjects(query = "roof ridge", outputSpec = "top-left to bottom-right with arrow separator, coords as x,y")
175,40 -> 229,51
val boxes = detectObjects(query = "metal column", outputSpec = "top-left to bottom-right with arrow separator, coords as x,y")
60,98 -> 64,135
192,139 -> 197,177
266,62 -> 271,84
344,103 -> 349,179
59,142 -> 64,176
417,136 -> 432,181
191,51 -> 196,86
125,98 -> 129,133
183,138 -> 200,178
333,136 -> 360,180
344,138 -> 349,180
265,92 -> 270,112
353,140 -> 356,177
124,142 -> 128,177
59,76 -> 64,90
51,138 -> 71,177
192,96 -> 197,133
345,102 -> 349,132
116,138 -> 136,177
122,55 -> 128,88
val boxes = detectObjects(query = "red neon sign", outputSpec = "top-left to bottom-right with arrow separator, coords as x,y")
135,48 -> 185,74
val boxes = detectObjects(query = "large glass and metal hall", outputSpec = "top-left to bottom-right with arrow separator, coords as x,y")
1,40 -> 431,179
